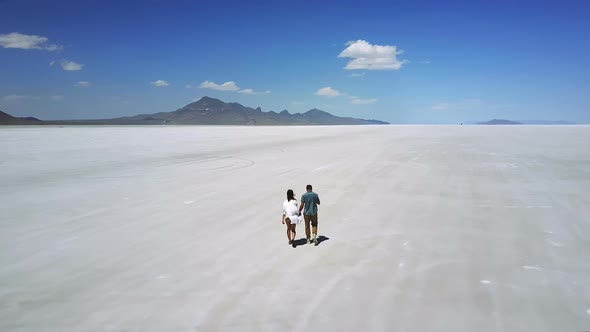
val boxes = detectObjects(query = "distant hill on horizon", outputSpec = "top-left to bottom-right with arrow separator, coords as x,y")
0,110 -> 43,125
477,119 -> 522,125
1,97 -> 389,126
475,119 -> 579,125
516,120 -> 577,125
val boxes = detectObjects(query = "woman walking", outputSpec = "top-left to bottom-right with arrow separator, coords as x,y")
282,189 -> 301,248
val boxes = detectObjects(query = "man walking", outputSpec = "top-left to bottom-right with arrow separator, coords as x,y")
299,184 -> 320,246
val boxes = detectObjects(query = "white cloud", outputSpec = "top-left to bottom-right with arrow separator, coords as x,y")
2,95 -> 47,102
350,97 -> 377,105
199,80 -> 240,91
45,44 -> 63,51
51,95 -> 64,101
151,80 -> 170,87
315,87 -> 376,105
238,89 -> 271,95
431,103 -> 450,110
75,81 -> 90,87
315,86 -> 344,97
2,95 -> 28,101
338,40 -> 407,70
54,60 -> 82,71
0,32 -> 62,51
197,80 -> 269,95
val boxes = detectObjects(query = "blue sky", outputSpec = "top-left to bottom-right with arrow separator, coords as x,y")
1,0 -> 589,123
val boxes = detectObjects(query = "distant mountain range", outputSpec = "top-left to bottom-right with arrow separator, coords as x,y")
476,119 -> 577,125
477,119 -> 522,125
516,120 -> 577,125
0,110 -> 42,125
0,97 -> 389,126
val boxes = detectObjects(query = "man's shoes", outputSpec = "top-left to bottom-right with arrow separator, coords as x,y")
288,240 -> 293,245
313,236 -> 318,246
292,241 -> 296,248
306,239 -> 311,245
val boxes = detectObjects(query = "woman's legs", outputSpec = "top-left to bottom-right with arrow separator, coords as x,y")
289,222 -> 297,247
285,216 -> 292,244
285,218 -> 293,244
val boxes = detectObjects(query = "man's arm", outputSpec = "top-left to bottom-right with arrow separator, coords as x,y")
316,195 -> 320,205
299,201 -> 304,213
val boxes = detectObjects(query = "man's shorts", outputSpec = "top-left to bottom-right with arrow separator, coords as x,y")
304,214 -> 318,227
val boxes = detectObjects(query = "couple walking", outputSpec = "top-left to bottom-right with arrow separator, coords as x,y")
282,184 -> 320,248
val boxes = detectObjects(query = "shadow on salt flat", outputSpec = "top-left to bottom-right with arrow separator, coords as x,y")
291,235 -> 330,248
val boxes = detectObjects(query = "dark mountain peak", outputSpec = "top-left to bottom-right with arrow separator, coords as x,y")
0,110 -> 16,121
280,109 -> 290,115
178,96 -> 228,114
306,108 -> 328,113
0,110 -> 43,125
188,96 -> 225,108
198,96 -> 222,103
255,107 -> 262,112
304,108 -> 332,117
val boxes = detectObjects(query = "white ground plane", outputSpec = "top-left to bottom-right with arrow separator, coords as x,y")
1,125 -> 589,331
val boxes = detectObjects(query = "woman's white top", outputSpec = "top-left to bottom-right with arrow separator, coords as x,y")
283,199 -> 301,224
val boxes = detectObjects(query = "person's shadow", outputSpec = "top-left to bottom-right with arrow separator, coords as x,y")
316,235 -> 329,245
292,236 -> 330,247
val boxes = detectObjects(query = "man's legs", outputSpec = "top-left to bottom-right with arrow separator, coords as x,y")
304,215 -> 311,244
311,214 -> 319,245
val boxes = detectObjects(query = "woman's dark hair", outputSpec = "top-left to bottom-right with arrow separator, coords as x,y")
287,189 -> 295,201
